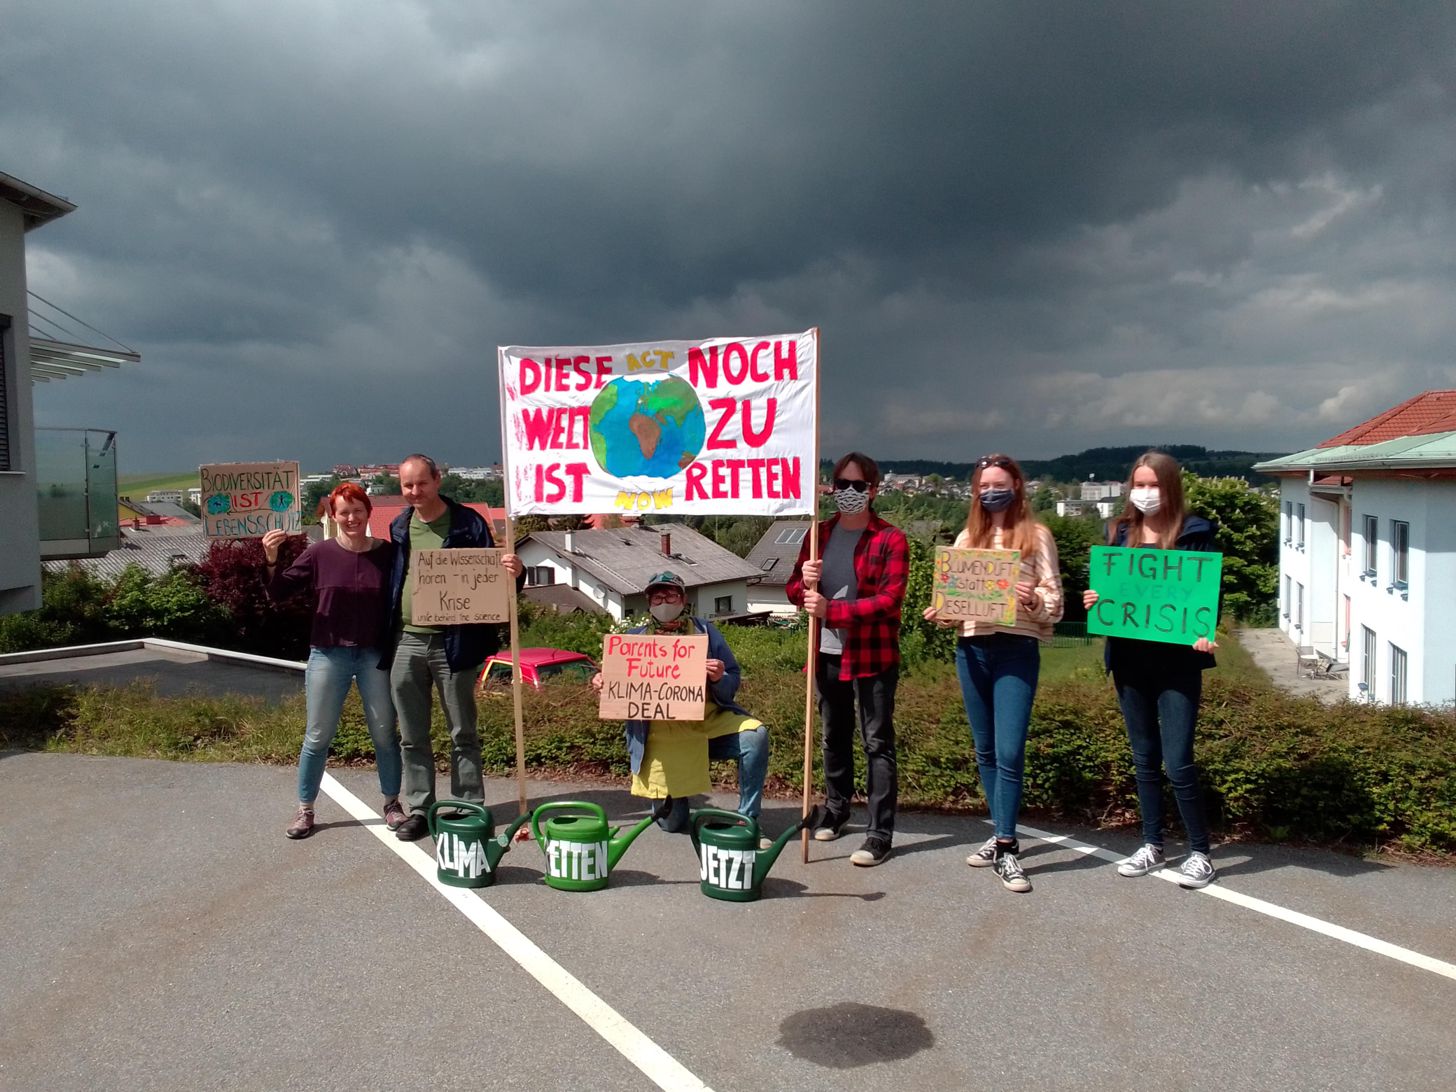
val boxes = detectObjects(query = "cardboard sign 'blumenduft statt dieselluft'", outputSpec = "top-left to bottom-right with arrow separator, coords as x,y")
598,633 -> 708,721
407,548 -> 510,625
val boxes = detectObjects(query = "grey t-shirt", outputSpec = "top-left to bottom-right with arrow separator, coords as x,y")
817,523 -> 862,655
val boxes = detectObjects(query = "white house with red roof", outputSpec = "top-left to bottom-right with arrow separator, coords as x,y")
1254,391 -> 1456,704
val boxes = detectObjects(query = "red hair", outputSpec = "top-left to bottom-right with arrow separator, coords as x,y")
328,481 -> 373,516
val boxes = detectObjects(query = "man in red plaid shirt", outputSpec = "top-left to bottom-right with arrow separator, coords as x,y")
787,451 -> 909,866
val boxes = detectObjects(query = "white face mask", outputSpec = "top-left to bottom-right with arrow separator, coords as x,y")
650,601 -> 684,623
834,486 -> 869,514
1129,487 -> 1161,515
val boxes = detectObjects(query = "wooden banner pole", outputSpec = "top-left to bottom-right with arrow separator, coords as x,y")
497,347 -> 529,817
801,327 -> 822,864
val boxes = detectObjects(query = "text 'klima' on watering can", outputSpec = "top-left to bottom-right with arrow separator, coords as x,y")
689,806 -> 821,902
528,801 -> 656,892
428,800 -> 529,889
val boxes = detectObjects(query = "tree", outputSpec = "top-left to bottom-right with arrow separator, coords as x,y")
186,537 -> 313,659
1184,473 -> 1278,623
1042,512 -> 1104,619
301,476 -> 342,524
104,565 -> 229,644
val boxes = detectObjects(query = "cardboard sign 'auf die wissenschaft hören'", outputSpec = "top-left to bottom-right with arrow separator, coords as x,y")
598,633 -> 708,721
1086,545 -> 1223,646
932,547 -> 1020,626
407,549 -> 510,625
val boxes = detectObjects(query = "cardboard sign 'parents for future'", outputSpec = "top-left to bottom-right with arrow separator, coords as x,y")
932,547 -> 1021,626
200,461 -> 301,538
1086,545 -> 1223,646
408,549 -> 510,625
598,633 -> 708,721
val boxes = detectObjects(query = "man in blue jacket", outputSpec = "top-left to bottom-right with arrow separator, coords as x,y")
382,454 -> 523,841
591,571 -> 771,846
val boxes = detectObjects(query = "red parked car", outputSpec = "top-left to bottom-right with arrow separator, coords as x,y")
476,647 -> 598,693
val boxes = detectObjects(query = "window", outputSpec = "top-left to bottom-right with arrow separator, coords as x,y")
775,527 -> 806,545
1389,644 -> 1408,704
1295,582 -> 1304,631
1391,520 -> 1409,587
760,557 -> 778,571
1295,503 -> 1305,548
1362,515 -> 1378,575
481,661 -> 513,688
1282,501 -> 1292,543
525,565 -> 555,587
714,595 -> 732,614
536,661 -> 596,685
1361,627 -> 1376,691
0,315 -> 11,471
1281,576 -> 1290,618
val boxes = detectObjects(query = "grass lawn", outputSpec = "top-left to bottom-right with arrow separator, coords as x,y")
118,471 -> 200,496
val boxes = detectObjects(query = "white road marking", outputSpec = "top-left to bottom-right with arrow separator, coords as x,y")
320,774 -> 714,1092
1014,820 -> 1456,983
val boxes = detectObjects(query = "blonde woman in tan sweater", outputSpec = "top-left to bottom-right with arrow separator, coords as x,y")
924,454 -> 1063,892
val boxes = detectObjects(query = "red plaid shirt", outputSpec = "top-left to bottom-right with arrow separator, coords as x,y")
786,511 -> 909,680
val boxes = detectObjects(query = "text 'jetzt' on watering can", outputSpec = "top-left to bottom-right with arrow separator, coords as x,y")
528,801 -> 656,892
690,806 -> 820,903
428,800 -> 528,889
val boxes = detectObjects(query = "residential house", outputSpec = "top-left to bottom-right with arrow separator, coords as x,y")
517,523 -> 762,621
1254,391 -> 1456,704
744,519 -> 811,615
365,497 -> 507,540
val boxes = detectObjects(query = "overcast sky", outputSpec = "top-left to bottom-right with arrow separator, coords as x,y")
5,2 -> 1455,473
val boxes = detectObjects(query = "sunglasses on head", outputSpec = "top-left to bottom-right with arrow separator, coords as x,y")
976,455 -> 1013,470
833,478 -> 870,493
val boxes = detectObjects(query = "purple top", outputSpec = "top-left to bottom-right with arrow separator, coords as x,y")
267,539 -> 395,650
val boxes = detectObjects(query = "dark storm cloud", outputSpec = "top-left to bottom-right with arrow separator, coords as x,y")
4,1 -> 1455,470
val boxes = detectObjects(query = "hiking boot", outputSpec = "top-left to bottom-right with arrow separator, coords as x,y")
1116,844 -> 1165,877
966,835 -> 1001,868
394,813 -> 428,841
383,800 -> 407,831
994,849 -> 1032,892
812,809 -> 850,842
849,836 -> 892,867
1176,851 -> 1217,889
286,805 -> 315,840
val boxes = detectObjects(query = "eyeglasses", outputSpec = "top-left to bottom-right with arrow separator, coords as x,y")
833,478 -> 870,493
976,455 -> 1013,470
647,590 -> 683,604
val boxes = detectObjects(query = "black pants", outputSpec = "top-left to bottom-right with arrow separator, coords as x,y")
816,654 -> 899,841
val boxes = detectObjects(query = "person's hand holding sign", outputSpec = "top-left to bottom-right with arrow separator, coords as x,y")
1192,636 -> 1219,653
800,559 -> 822,588
501,552 -> 523,578
705,658 -> 726,682
803,590 -> 828,619
1016,581 -> 1038,612
589,672 -> 603,693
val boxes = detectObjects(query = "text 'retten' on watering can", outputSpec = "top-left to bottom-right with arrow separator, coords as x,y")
529,801 -> 656,892
427,800 -> 528,889
690,806 -> 820,902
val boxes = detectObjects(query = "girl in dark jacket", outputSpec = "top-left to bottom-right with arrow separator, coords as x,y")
1083,451 -> 1219,888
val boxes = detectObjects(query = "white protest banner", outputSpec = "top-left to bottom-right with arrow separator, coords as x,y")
932,547 -> 1021,626
200,461 -> 301,538
499,332 -> 817,517
408,548 -> 510,625
598,632 -> 709,721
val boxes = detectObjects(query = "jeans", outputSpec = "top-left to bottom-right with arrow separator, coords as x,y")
390,631 -> 483,815
955,634 -> 1040,841
1115,669 -> 1211,854
656,727 -> 770,832
816,655 -> 899,841
298,645 -> 400,805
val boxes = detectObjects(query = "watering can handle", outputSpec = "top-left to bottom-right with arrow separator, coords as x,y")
427,799 -> 487,838
689,807 -> 751,852
529,801 -> 607,845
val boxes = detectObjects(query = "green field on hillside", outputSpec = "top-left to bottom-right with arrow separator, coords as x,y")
117,472 -> 200,497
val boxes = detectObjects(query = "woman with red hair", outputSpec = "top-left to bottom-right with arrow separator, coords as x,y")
264,482 -> 402,839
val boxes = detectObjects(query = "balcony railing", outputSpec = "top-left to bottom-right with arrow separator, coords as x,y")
36,427 -> 119,560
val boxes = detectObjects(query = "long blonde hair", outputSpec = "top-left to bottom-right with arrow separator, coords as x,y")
1112,450 -> 1187,549
965,453 -> 1041,554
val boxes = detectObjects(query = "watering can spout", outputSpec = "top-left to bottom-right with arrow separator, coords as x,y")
486,814 -> 530,872
607,811 -> 658,872
753,805 -> 823,887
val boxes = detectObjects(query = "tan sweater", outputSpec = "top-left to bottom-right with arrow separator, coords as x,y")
948,523 -> 1064,643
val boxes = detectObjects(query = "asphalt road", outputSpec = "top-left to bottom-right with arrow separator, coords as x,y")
2,752 -> 1454,1091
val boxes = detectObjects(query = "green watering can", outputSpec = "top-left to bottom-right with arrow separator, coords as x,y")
428,800 -> 528,889
689,807 -> 819,903
528,801 -> 656,892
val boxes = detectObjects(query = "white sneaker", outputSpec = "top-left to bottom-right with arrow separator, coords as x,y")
1116,844 -> 1165,877
966,835 -> 999,868
1176,851 -> 1216,889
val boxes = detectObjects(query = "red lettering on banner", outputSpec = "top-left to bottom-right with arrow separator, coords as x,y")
687,345 -> 718,387
533,462 -> 589,504
706,398 -> 737,450
683,458 -> 801,502
519,356 -> 613,394
704,397 -> 777,450
741,398 -> 775,447
690,339 -> 797,388
774,340 -> 797,381
520,406 -> 591,451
